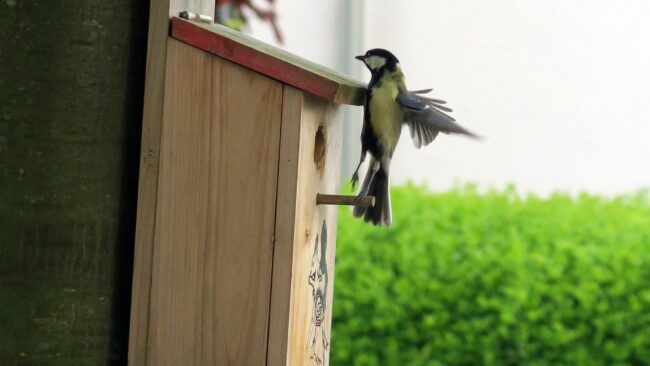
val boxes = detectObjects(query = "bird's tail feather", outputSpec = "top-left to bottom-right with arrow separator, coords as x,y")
353,167 -> 391,227
353,164 -> 375,219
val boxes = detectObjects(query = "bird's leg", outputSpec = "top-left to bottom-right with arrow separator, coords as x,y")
355,160 -> 379,200
350,150 -> 366,188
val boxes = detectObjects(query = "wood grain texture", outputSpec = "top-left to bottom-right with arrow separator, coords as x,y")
267,86 -> 304,366
171,17 -> 366,106
127,0 -> 173,362
129,1 -> 214,365
145,39 -> 212,366
288,94 -> 341,366
267,87 -> 342,366
201,58 -> 283,365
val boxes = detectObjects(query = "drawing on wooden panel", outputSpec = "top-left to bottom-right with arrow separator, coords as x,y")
307,220 -> 330,365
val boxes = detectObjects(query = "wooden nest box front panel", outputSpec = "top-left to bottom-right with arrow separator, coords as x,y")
129,18 -> 365,366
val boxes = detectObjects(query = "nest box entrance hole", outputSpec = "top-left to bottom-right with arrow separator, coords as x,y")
314,124 -> 326,176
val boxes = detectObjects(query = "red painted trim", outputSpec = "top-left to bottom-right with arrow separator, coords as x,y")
171,17 -> 341,101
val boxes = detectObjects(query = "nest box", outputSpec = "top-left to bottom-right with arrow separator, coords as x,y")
129,17 -> 365,366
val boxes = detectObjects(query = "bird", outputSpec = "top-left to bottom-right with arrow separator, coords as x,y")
351,48 -> 479,227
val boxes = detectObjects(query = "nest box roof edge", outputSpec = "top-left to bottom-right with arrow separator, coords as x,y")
171,17 -> 366,106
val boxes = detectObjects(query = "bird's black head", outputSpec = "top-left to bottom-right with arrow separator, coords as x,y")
355,48 -> 400,73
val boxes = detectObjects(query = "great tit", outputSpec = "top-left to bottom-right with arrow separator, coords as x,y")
351,48 -> 478,227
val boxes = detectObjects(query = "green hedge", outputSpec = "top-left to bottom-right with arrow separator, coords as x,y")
332,184 -> 650,366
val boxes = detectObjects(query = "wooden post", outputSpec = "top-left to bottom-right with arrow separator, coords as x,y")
0,1 -> 147,364
316,194 -> 376,208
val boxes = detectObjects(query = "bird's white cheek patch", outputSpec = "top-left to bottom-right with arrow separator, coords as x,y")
365,55 -> 386,70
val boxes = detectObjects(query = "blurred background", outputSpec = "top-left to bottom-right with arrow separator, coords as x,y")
247,0 -> 650,196
242,1 -> 650,365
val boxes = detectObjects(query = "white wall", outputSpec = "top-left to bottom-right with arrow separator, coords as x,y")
245,0 -> 342,70
361,0 -> 650,196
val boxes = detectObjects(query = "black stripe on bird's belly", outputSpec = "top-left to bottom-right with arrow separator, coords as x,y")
362,92 -> 385,159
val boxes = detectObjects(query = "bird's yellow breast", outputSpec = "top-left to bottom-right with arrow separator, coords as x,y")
369,77 -> 403,154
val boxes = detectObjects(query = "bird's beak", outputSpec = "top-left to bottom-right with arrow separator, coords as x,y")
355,55 -> 365,61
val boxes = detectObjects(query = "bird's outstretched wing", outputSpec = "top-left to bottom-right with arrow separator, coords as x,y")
397,91 -> 479,149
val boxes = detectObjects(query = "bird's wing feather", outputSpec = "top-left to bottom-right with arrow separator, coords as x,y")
396,93 -> 429,110
409,88 -> 433,94
397,92 -> 479,148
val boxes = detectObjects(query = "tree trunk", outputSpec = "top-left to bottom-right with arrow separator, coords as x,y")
0,1 -> 148,364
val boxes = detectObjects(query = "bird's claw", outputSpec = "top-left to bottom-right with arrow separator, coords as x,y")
355,189 -> 368,201
350,172 -> 359,189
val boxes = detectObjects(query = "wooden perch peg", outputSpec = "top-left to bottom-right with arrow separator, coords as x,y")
316,194 -> 375,208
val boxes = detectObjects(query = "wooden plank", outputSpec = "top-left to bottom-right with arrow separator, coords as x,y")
171,17 -> 366,106
267,86 -> 304,366
129,1 -> 214,365
127,1 -> 172,363
201,58 -> 283,365
145,39 -> 212,366
287,94 -> 341,366
268,89 -> 342,365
